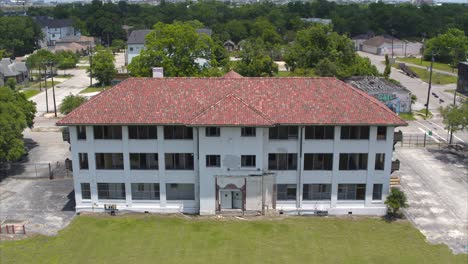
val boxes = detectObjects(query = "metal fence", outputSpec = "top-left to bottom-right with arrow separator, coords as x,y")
0,161 -> 71,180
396,134 -> 449,149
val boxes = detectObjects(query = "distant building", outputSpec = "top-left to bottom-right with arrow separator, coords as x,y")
457,62 -> 468,96
53,36 -> 96,55
362,36 -> 422,57
126,29 -> 152,65
223,40 -> 237,52
301,18 -> 332,25
345,76 -> 412,113
351,32 -> 374,51
34,16 -> 81,47
0,58 -> 28,85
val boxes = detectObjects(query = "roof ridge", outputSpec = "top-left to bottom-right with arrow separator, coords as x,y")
340,79 -> 406,124
189,92 -> 274,125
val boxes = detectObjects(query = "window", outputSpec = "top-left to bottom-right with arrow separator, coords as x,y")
130,153 -> 158,170
377,126 -> 387,140
95,153 -> 124,170
206,155 -> 221,167
372,184 -> 383,200
268,154 -> 297,170
277,184 -> 296,200
165,153 -> 194,170
303,184 -> 331,200
241,127 -> 256,137
241,155 -> 256,167
304,154 -> 333,170
269,126 -> 298,140
131,183 -> 160,200
305,126 -> 334,139
77,126 -> 86,140
81,183 -> 91,200
94,126 -> 122,139
340,126 -> 370,140
97,183 -> 126,200
129,47 -> 134,51
164,126 -> 193,139
338,184 -> 366,200
339,153 -> 368,170
166,184 -> 195,200
375,153 -> 385,170
128,126 -> 157,139
205,127 -> 220,137
79,153 -> 89,170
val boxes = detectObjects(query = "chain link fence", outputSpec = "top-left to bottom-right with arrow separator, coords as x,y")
396,134 -> 449,149
0,161 -> 72,181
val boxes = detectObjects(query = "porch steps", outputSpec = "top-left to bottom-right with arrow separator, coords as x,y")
390,176 -> 401,187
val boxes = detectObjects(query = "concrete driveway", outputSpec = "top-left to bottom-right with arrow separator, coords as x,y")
395,147 -> 468,254
0,178 -> 75,236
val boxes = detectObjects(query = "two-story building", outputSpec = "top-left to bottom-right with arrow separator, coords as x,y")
34,16 -> 81,47
57,71 -> 406,216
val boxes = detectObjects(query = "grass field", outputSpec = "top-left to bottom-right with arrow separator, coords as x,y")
397,57 -> 456,73
79,86 -> 109,94
408,67 -> 457,85
398,112 -> 416,121
0,215 -> 465,264
20,89 -> 40,99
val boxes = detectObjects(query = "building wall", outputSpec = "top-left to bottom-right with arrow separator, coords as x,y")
127,44 -> 145,64
70,125 -> 395,216
369,91 -> 412,113
363,43 -> 422,56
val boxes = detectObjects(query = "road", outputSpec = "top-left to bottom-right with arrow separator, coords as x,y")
396,59 -> 457,77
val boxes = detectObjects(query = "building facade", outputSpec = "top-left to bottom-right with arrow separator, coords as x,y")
58,73 -> 406,216
34,16 -> 81,47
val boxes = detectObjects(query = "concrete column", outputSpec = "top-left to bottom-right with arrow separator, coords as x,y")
157,126 -> 167,208
330,126 -> 341,207
365,126 -> 377,206
122,126 -> 131,207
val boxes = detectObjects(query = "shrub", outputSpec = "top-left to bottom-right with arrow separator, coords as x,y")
385,187 -> 408,218
59,94 -> 87,114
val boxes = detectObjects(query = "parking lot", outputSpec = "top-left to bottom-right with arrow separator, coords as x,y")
395,147 -> 468,254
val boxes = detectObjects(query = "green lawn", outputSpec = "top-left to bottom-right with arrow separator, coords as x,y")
398,112 -> 416,121
275,71 -> 292,77
20,89 -> 40,99
79,86 -> 108,94
0,215 -> 465,264
408,67 -> 457,85
397,57 -> 456,73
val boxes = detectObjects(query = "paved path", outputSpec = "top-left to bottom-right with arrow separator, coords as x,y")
396,60 -> 458,77
395,148 -> 468,254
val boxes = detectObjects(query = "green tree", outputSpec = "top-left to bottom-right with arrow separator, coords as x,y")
384,54 -> 391,79
89,46 -> 116,85
233,40 -> 278,77
0,16 -> 42,57
59,94 -> 88,114
424,28 -> 468,68
385,187 -> 408,217
56,51 -> 79,75
26,50 -> 57,78
440,98 -> 468,143
128,22 -> 222,77
111,39 -> 125,54
0,87 -> 37,163
6,78 -> 16,91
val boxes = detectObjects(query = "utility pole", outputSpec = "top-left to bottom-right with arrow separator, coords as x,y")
425,51 -> 435,118
43,63 -> 49,113
48,61 -> 57,117
391,29 -> 396,59
89,45 -> 93,87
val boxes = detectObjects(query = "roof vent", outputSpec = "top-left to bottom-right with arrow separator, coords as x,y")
152,67 -> 163,78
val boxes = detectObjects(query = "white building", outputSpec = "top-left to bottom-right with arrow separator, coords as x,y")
126,29 -> 152,65
361,36 -> 423,57
34,16 -> 81,47
57,71 -> 406,216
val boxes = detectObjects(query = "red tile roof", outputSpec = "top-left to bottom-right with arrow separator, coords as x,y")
57,76 -> 407,126
222,70 -> 243,78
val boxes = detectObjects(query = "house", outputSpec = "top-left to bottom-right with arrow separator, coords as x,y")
0,58 -> 28,84
34,16 -> 81,47
223,40 -> 237,52
457,62 -> 468,96
362,36 -> 423,57
351,33 -> 374,51
126,29 -> 152,65
126,28 -> 214,66
345,76 -> 412,113
301,18 -> 332,25
57,71 -> 406,216
53,36 -> 96,55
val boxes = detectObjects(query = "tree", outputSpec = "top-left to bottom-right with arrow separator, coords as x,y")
89,46 -> 116,85
6,78 -> 16,91
385,187 -> 408,217
0,16 -> 42,57
0,87 -> 37,163
128,22 -> 223,77
56,51 -> 79,75
440,98 -> 468,143
111,39 -> 125,54
233,40 -> 278,77
383,54 -> 391,79
424,28 -> 468,67
59,94 -> 88,114
26,50 -> 57,78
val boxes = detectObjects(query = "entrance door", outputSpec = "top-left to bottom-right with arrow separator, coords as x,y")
220,190 -> 233,209
232,191 -> 242,209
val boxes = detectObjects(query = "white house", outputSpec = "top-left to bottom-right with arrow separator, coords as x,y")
362,36 -> 423,57
126,29 -> 152,65
34,16 -> 81,47
57,71 -> 406,216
